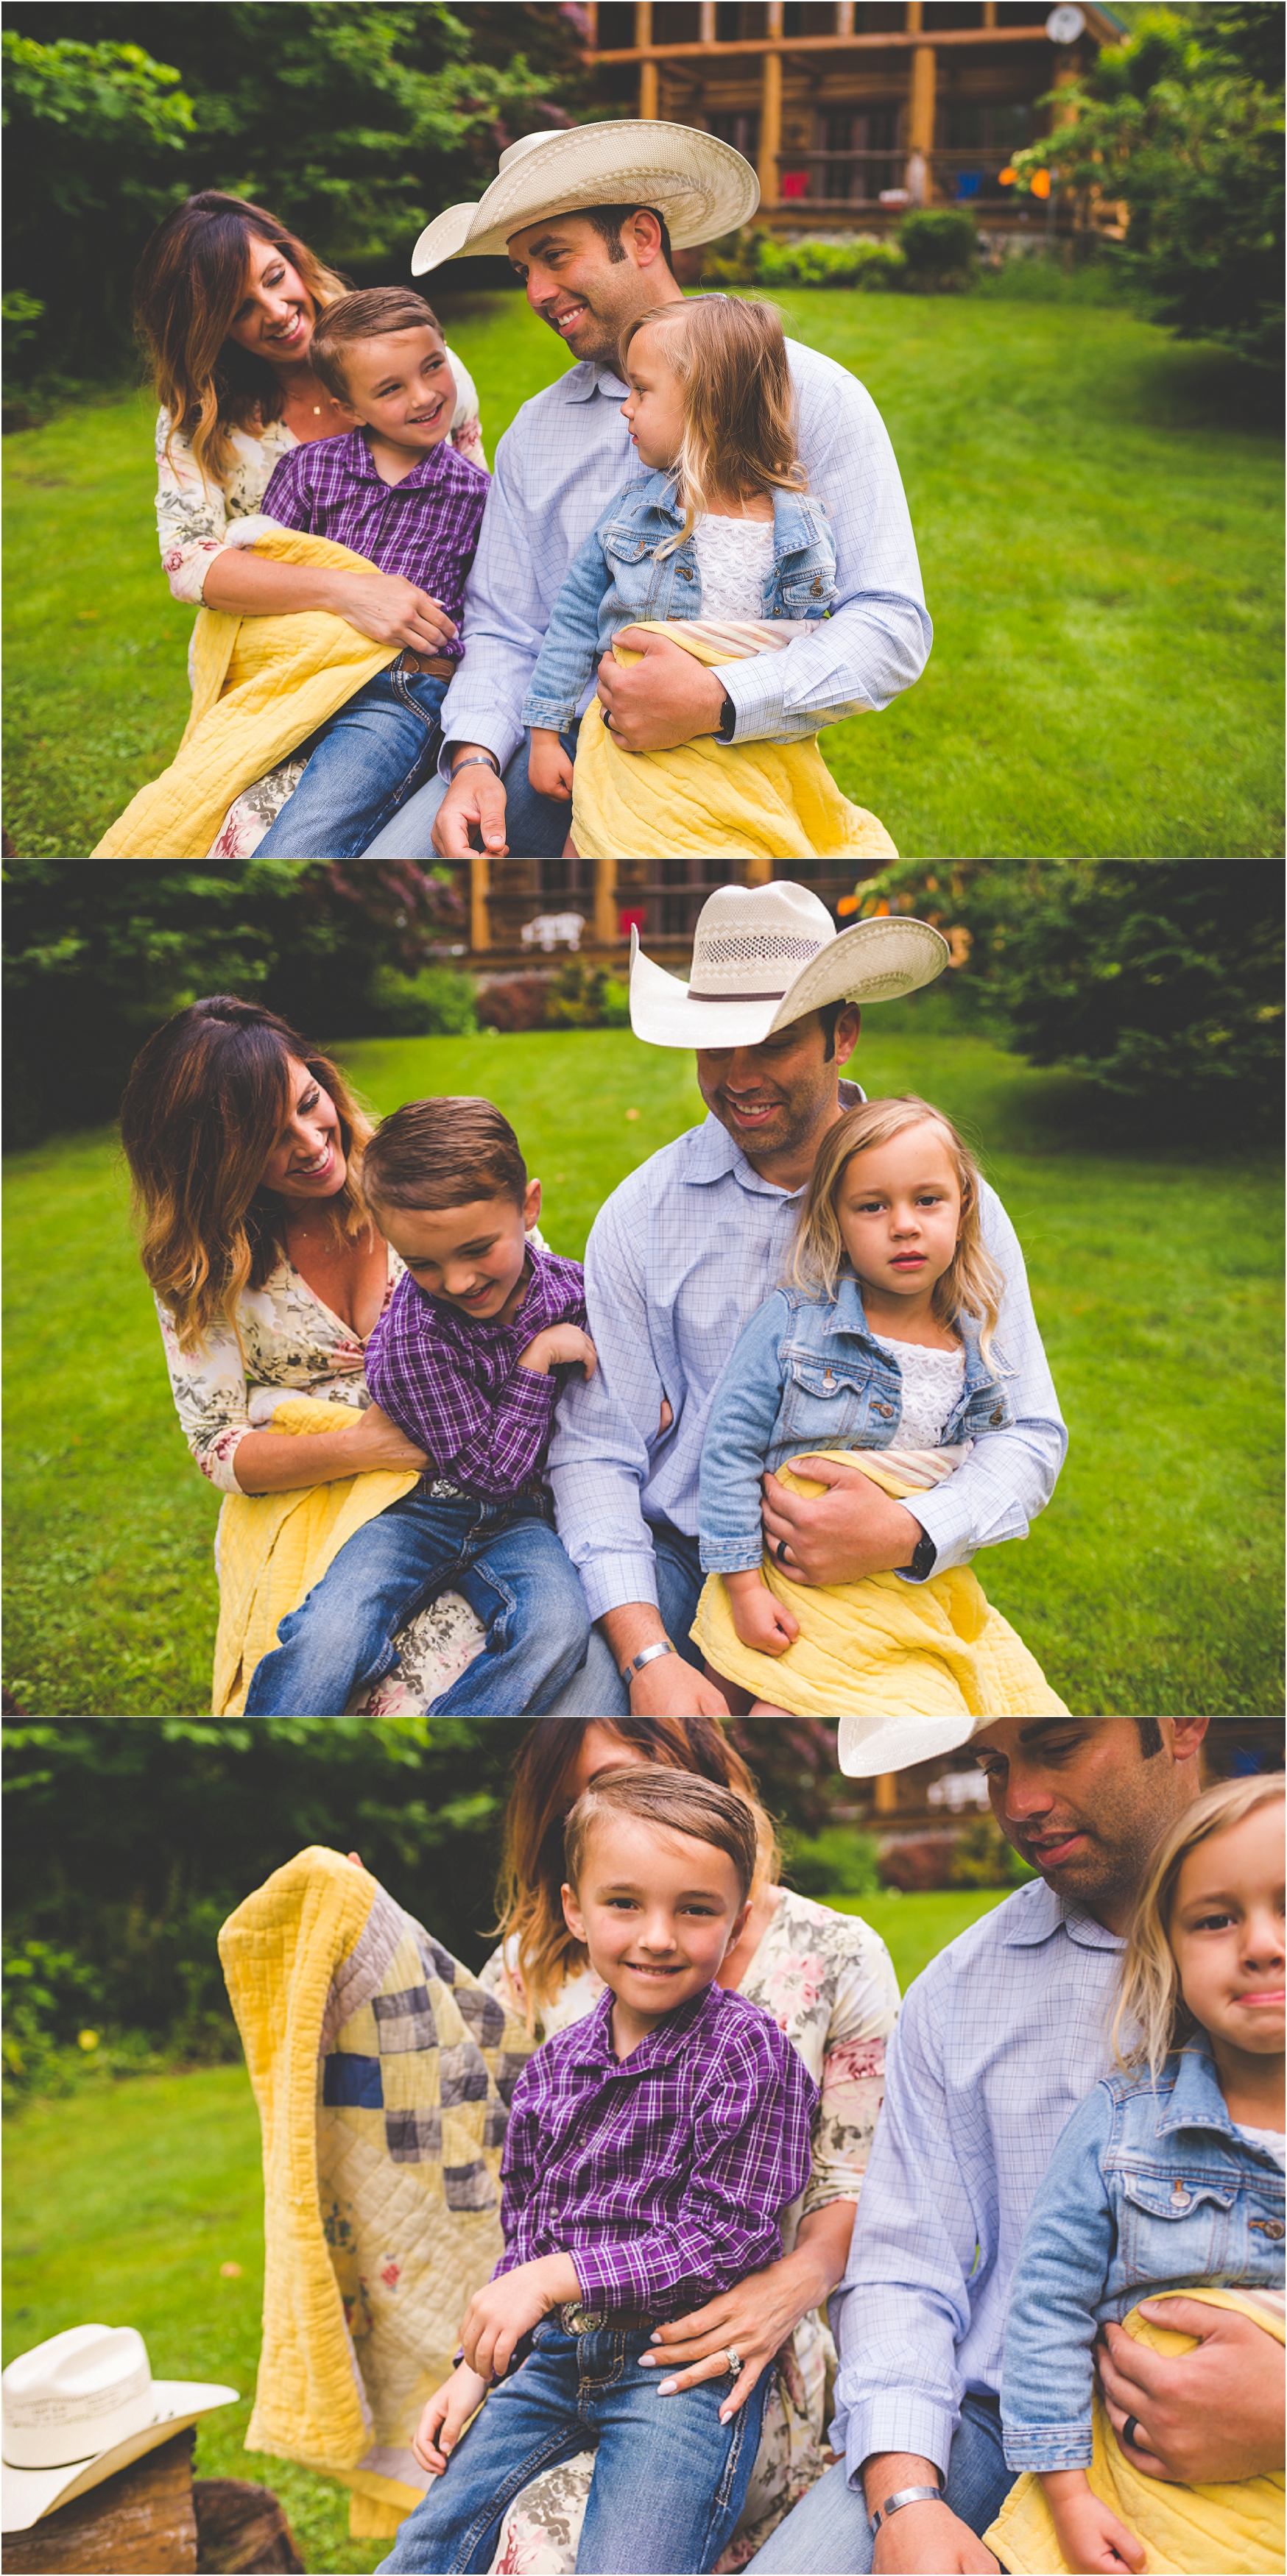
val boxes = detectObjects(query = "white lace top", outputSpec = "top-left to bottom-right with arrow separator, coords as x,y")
874,1336 -> 966,1448
691,511 -> 776,618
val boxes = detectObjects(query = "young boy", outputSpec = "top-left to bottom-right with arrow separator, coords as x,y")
254,286 -> 489,857
242,1097 -> 593,1718
380,1768 -> 817,2576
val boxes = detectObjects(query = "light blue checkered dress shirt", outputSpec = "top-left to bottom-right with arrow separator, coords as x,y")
436,336 -> 933,774
830,1877 -> 1124,2483
546,1083 -> 1068,1622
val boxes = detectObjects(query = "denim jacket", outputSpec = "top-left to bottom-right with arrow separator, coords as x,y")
1001,2039 -> 1286,2469
520,466 -> 838,736
697,1275 -> 1012,1574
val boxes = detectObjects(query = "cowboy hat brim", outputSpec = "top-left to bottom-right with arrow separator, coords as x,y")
838,1715 -> 987,1776
1,2382 -> 239,2532
412,121 -> 760,273
629,916 -> 951,1050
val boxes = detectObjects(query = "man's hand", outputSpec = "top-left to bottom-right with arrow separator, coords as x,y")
527,726 -> 574,802
326,570 -> 456,655
1096,2300 -> 1287,2483
761,1458 -> 924,1587
431,746 -> 509,856
595,629 -> 725,753
630,1656 -> 733,1717
519,1323 -> 597,1378
1043,2473 -> 1144,2575
460,2255 -> 576,2382
863,2454 -> 998,2576
411,2361 -> 489,2477
723,1568 -> 800,1657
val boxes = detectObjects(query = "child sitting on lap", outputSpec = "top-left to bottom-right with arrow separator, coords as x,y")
691,1093 -> 1066,1719
521,296 -> 895,863
381,1767 -> 817,2576
243,1097 -> 593,1717
987,1771 -> 1286,2576
252,286 -> 487,857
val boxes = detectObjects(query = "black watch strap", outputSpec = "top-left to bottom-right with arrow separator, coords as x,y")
716,693 -> 737,743
904,1527 -> 937,1582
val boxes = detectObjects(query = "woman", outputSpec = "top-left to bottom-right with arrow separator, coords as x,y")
135,191 -> 485,853
477,1717 -> 899,2574
119,994 -> 488,1713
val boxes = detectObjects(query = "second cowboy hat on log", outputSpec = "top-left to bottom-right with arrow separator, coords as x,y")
1,2324 -> 237,2532
629,881 -> 950,1051
412,121 -> 761,274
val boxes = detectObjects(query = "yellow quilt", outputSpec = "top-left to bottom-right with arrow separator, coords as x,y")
212,1397 -> 417,1717
570,623 -> 898,860
985,2290 -> 1286,2575
93,529 -> 399,858
219,1844 -> 534,2542
691,1451 -> 1068,1719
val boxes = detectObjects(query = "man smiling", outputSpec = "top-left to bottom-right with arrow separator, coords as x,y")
359,121 -> 931,858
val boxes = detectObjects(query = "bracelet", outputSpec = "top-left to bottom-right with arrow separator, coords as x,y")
451,751 -> 501,779
869,2483 -> 945,2538
619,1638 -> 677,1691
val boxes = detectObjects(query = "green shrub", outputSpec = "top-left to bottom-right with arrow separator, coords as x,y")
785,1826 -> 882,1900
543,960 -> 631,1030
755,234 -> 906,291
898,208 -> 979,286
948,1817 -> 1037,1889
365,960 -> 478,1036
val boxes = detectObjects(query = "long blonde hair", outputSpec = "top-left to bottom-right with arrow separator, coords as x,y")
791,1094 -> 1006,1366
119,996 -> 376,1354
619,295 -> 806,552
494,1719 -> 780,2031
1113,1772 -> 1286,2078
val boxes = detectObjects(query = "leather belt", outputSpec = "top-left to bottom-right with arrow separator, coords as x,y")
560,2302 -> 656,2335
399,651 -> 456,679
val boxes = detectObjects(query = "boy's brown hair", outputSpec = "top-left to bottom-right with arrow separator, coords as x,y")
311,286 -> 444,406
362,1096 -> 526,1212
564,1767 -> 758,1905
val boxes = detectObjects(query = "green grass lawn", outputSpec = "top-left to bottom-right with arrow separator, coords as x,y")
4,293 -> 1281,857
4,1004 -> 1280,1716
0,1886 -> 1006,2575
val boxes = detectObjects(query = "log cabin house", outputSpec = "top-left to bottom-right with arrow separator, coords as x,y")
440,859 -> 881,969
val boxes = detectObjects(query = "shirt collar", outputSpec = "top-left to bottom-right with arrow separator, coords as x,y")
567,1978 -> 724,2072
1152,2035 -> 1249,2143
339,428 -> 456,486
683,1079 -> 867,1197
563,359 -> 628,405
1001,1875 -> 1124,1953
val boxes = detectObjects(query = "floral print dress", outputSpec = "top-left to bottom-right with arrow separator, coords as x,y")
476,1889 -> 900,2573
156,1244 -> 486,1713
153,353 -> 487,857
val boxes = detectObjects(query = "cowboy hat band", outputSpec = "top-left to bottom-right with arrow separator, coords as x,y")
412,121 -> 760,274
629,882 -> 950,1051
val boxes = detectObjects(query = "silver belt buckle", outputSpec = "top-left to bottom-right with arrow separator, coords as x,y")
560,2301 -> 606,2335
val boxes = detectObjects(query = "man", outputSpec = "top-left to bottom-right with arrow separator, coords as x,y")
749,1715 -> 1286,2575
543,878 -> 1068,1719
359,121 -> 931,859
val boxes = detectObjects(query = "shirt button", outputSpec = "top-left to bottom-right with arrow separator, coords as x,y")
1253,2218 -> 1285,2238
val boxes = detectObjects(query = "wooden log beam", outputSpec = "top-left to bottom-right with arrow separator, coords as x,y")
592,24 -> 1071,56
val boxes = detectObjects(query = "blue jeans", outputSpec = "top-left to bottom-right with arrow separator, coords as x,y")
256,665 -> 448,857
242,1487 -> 590,1716
359,721 -> 580,858
744,2391 -> 1012,2574
541,1518 -> 705,1716
378,2317 -> 769,2575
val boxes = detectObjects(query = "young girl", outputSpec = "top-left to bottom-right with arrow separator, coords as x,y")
520,296 -> 897,862
690,1094 -> 1068,1719
987,1771 -> 1286,2576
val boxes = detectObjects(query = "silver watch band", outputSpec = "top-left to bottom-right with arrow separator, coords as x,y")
619,1638 -> 677,1691
869,2483 -> 945,2537
451,751 -> 501,777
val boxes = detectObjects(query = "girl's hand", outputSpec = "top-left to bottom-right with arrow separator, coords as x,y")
411,2363 -> 489,2476
1045,2477 -> 1145,2574
638,2260 -> 813,2423
724,1570 -> 800,1657
528,728 -> 574,801
325,568 -> 457,654
342,1402 -> 429,1474
518,1324 -> 598,1379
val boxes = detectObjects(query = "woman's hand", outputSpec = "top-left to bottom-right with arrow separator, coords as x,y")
639,2259 -> 815,2424
342,1402 -> 430,1473
324,568 -> 457,655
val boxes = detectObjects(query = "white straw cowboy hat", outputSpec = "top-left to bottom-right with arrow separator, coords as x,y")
412,120 -> 760,274
1,2324 -> 237,2532
839,1714 -> 998,1774
630,881 -> 950,1051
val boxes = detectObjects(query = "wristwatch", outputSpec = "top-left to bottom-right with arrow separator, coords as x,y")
619,1638 -> 677,1691
714,693 -> 737,743
902,1526 -> 937,1582
869,2483 -> 945,2538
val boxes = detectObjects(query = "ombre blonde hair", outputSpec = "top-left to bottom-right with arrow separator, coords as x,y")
791,1094 -> 1006,1367
1113,1772 -> 1286,2079
618,295 -> 806,552
119,996 -> 376,1354
493,1719 -> 780,2031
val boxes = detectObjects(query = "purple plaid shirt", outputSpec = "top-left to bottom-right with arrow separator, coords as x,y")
261,429 -> 487,660
496,1981 -> 817,2318
364,1243 -> 587,1497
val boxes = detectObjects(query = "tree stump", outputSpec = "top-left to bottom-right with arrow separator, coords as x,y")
194,2477 -> 304,2574
1,2429 -> 303,2576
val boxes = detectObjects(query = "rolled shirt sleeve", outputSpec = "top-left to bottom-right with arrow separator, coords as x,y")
999,2087 -> 1115,2470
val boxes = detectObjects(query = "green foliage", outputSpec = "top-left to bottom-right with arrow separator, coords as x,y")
365,960 -> 479,1037
3,2 -> 590,381
542,959 -> 631,1029
783,1827 -> 881,1900
897,207 -> 979,286
948,1816 -> 1037,1890
1010,7 -> 1284,369
704,228 -> 907,291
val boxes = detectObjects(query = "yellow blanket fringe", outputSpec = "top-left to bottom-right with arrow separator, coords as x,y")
984,2291 -> 1286,2575
212,1398 -> 417,1717
691,1451 -> 1068,1719
571,624 -> 898,860
93,530 -> 400,858
219,1845 -> 533,2541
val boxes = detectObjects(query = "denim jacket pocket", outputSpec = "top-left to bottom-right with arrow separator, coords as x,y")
779,567 -> 835,619
1118,2169 -> 1235,2288
778,1350 -> 892,1446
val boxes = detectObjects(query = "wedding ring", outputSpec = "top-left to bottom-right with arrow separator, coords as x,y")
1122,2414 -> 1144,2450
775,1538 -> 791,1565
724,2347 -> 744,2377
